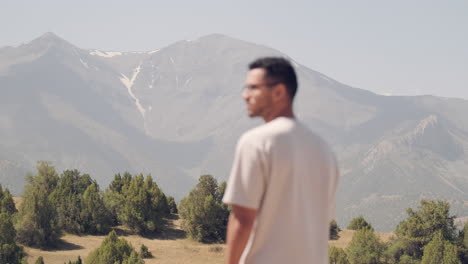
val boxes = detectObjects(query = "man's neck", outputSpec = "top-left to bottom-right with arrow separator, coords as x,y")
263,107 -> 295,123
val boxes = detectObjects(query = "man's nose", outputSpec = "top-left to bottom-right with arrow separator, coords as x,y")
242,89 -> 249,100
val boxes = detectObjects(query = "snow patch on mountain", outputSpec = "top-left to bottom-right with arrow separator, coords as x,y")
119,64 -> 146,119
90,50 -> 123,58
79,58 -> 89,69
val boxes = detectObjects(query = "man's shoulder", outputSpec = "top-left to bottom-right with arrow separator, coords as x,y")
238,117 -> 304,148
239,118 -> 288,143
238,125 -> 268,148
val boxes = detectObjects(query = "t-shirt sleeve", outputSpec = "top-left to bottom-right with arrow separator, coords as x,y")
222,136 -> 266,210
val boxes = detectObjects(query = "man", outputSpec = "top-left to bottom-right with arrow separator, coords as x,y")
223,57 -> 339,264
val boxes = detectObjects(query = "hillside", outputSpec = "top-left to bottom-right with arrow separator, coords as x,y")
1,33 -> 468,231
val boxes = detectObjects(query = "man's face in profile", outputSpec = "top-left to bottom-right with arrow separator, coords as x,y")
242,68 -> 275,118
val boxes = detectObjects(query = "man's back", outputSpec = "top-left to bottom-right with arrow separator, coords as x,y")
223,117 -> 339,264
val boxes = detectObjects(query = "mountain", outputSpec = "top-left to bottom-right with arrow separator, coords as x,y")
1,32 -> 467,231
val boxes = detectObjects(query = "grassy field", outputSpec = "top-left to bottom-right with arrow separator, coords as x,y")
12,197 -> 394,263
22,221 -> 395,264
23,218 -> 226,264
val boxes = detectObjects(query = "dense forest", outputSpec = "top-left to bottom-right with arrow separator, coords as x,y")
0,161 -> 467,263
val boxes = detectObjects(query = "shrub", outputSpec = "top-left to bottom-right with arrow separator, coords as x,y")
179,175 -> 229,243
346,228 -> 383,264
329,246 -> 348,264
0,213 -> 25,264
35,256 -> 45,264
347,216 -> 374,231
85,231 -> 143,264
104,173 -> 169,234
330,220 -> 341,240
139,244 -> 152,258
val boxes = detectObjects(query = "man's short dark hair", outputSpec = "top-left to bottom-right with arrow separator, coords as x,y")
249,57 -> 298,100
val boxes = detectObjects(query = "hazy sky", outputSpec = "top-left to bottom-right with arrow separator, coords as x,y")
1,0 -> 467,99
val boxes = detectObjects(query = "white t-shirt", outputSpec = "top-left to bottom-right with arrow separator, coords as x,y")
223,117 -> 339,264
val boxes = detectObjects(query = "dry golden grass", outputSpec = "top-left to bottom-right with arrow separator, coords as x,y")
24,228 -> 395,263
14,197 -> 398,263
24,235 -> 225,264
23,218 -> 225,264
13,196 -> 23,208
328,229 -> 395,249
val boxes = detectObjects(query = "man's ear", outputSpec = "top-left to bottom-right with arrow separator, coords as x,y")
273,83 -> 288,102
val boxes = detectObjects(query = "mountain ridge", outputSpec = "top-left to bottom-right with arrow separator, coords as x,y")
0,33 -> 467,231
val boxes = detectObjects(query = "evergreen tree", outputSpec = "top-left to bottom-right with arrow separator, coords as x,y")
103,174 -> 125,225
0,185 -> 17,215
460,223 -> 468,263
166,196 -> 178,214
215,181 -> 227,202
139,244 -> 152,258
80,183 -> 112,234
16,161 -> 61,248
330,220 -> 341,240
0,213 -> 25,264
329,247 -> 349,264
35,256 -> 45,264
105,173 -> 169,234
65,256 -> 82,264
347,216 -> 374,231
421,231 -> 461,264
108,173 -> 124,193
121,251 -> 144,264
346,228 -> 383,264
382,239 -> 416,264
398,254 -> 420,264
395,200 -> 457,259
179,175 -> 229,243
85,231 -> 143,264
464,223 -> 468,249
50,169 -> 94,234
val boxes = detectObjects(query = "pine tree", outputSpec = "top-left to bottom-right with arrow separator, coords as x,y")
121,251 -> 144,264
461,223 -> 468,263
330,220 -> 341,240
35,256 -> 45,264
0,185 -> 17,215
139,244 -> 152,258
395,200 -> 457,259
16,161 -> 61,248
50,169 -> 93,234
0,213 -> 25,264
347,216 -> 374,231
105,173 -> 169,234
85,231 -> 143,264
179,175 -> 229,243
464,223 -> 468,249
80,183 -> 112,234
329,247 -> 349,264
346,228 -> 383,264
421,231 -> 461,264
166,196 -> 178,214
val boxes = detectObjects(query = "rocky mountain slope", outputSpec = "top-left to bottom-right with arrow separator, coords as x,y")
1,33 -> 467,231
